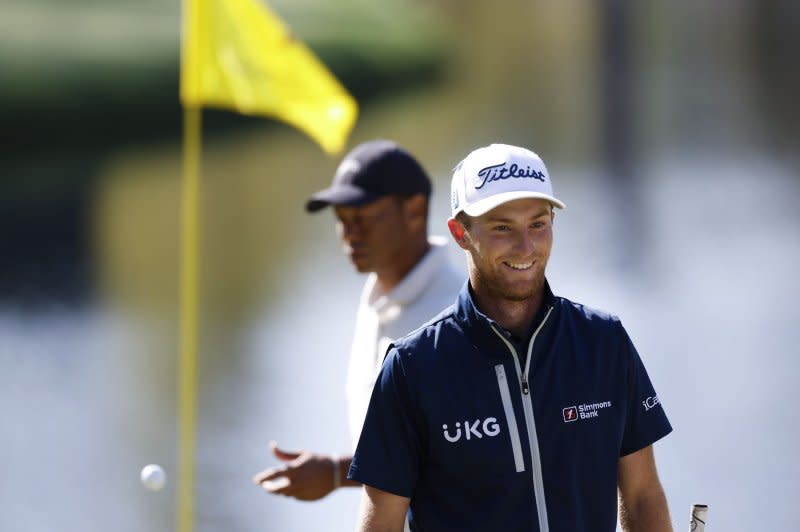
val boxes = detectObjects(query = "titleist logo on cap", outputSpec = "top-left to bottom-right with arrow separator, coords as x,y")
475,163 -> 546,190
450,143 -> 566,217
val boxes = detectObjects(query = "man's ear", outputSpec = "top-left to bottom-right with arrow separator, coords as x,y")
447,218 -> 469,249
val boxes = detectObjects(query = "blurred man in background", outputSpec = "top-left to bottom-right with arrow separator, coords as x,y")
252,140 -> 463,504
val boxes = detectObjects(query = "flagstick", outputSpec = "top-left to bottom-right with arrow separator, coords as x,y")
178,104 -> 202,532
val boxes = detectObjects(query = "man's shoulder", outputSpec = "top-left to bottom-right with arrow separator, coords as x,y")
415,247 -> 464,302
389,304 -> 460,355
411,269 -> 462,314
554,294 -> 623,331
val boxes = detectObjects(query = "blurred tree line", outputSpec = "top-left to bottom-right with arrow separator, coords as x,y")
0,0 -> 448,304
0,0 -> 797,305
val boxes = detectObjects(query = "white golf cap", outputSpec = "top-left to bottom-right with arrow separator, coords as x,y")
450,143 -> 566,217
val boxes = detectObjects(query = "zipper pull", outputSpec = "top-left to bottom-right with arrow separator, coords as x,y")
521,376 -> 530,395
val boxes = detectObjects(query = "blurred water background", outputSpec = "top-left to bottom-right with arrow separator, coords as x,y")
1,1 -> 798,531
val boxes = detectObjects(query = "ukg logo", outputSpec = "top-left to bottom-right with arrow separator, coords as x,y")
442,417 -> 501,443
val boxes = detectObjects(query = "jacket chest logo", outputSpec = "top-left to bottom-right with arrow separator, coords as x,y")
562,400 -> 612,423
442,417 -> 501,443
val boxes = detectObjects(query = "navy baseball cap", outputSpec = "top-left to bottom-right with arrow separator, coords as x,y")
305,140 -> 431,213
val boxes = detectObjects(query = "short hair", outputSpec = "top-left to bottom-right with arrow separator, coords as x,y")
455,202 -> 554,230
455,210 -> 472,229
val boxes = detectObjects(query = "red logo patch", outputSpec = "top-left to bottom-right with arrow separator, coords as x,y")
562,406 -> 578,423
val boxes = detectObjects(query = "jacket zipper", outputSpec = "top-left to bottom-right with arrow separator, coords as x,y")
494,364 -> 526,472
491,306 -> 553,532
519,307 -> 552,396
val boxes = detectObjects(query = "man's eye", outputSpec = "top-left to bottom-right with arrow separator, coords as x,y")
493,225 -> 509,231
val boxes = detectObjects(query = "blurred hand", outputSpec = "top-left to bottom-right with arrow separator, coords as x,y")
252,441 -> 338,501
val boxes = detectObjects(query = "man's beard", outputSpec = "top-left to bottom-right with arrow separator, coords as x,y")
476,267 -> 545,303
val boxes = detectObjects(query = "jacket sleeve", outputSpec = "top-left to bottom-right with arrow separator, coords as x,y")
348,346 -> 421,497
618,323 -> 673,457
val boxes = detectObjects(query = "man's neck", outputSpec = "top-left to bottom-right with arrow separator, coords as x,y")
472,286 -> 544,339
375,239 -> 431,294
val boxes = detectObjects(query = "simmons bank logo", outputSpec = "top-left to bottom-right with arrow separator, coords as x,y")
562,401 -> 612,423
562,407 -> 578,422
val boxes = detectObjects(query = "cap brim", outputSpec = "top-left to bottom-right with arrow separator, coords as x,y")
305,184 -> 381,213
461,191 -> 566,217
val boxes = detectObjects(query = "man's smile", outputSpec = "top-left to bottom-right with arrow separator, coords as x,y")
504,260 -> 533,271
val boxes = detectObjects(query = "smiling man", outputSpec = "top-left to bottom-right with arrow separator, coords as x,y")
349,144 -> 673,532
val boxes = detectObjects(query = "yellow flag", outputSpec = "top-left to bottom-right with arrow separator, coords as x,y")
180,0 -> 358,154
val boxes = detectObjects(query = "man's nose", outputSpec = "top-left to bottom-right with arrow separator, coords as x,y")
340,220 -> 363,240
513,230 -> 536,254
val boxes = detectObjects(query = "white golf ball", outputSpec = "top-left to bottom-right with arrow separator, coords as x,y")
140,464 -> 167,491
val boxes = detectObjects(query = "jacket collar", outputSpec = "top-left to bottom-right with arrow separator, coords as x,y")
453,279 -> 557,353
364,236 -> 451,323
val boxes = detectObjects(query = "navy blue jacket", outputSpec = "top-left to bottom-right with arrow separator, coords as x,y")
349,281 -> 672,532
